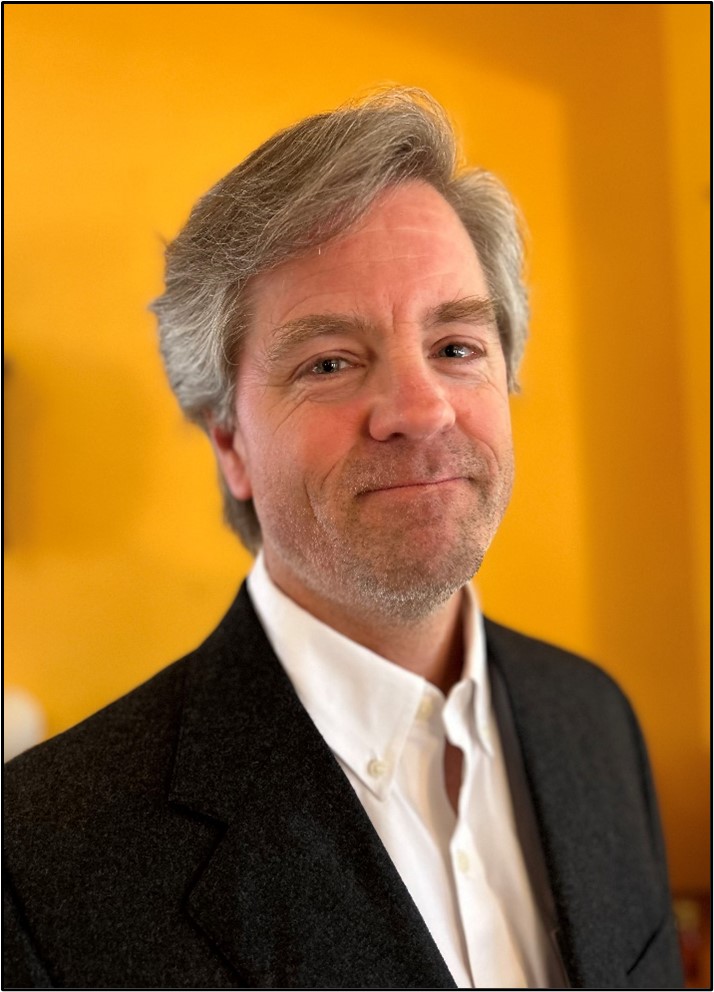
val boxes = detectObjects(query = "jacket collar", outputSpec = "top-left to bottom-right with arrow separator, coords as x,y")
168,584 -> 457,989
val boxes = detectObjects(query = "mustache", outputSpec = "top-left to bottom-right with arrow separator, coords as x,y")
337,444 -> 496,495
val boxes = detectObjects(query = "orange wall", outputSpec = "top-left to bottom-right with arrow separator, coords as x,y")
5,4 -> 709,892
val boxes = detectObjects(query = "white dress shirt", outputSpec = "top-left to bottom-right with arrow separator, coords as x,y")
248,552 -> 561,988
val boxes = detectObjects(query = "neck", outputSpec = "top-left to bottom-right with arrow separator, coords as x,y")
263,553 -> 467,694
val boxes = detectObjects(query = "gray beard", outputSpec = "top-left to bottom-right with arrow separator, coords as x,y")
333,552 -> 483,624
284,485 -> 509,626
257,438 -> 513,626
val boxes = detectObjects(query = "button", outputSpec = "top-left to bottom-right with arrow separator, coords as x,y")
456,850 -> 470,874
367,758 -> 388,778
417,697 -> 434,721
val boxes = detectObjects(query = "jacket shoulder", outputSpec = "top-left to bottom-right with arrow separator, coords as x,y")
4,586 -> 255,817
2,617 -> 248,990
5,653 -> 190,824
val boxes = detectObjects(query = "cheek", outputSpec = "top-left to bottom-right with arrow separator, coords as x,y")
245,404 -> 357,496
459,394 -> 512,444
290,414 -> 359,482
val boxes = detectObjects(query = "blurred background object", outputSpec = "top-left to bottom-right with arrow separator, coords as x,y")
674,894 -> 711,989
4,687 -> 46,762
4,5 -> 709,975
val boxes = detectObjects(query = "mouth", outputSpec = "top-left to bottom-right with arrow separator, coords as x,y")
360,476 -> 466,496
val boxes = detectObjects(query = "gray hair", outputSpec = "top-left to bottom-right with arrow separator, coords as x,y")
150,88 -> 528,552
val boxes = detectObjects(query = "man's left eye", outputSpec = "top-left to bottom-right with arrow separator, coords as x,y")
437,343 -> 476,359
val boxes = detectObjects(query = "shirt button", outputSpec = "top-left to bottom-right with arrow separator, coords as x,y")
456,850 -> 470,874
367,758 -> 388,778
417,697 -> 434,721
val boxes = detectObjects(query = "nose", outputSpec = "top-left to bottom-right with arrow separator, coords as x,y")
367,352 -> 456,443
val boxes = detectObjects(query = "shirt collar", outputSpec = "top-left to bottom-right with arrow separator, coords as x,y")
247,552 -> 493,800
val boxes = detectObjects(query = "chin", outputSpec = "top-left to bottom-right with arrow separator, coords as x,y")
328,541 -> 486,623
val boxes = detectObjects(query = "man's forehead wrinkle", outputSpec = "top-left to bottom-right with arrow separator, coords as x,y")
335,220 -> 458,241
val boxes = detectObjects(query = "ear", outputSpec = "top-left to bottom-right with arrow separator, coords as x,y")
207,420 -> 253,501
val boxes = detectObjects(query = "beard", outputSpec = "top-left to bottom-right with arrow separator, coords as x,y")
257,437 -> 514,625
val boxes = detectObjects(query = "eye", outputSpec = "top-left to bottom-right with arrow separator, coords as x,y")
436,342 -> 483,360
309,357 -> 351,375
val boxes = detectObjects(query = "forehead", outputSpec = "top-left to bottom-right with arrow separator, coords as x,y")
244,182 -> 490,333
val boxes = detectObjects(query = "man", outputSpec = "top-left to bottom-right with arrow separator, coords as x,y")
4,89 -> 683,989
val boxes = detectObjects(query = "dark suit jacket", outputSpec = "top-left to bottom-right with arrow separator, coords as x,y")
3,585 -> 683,989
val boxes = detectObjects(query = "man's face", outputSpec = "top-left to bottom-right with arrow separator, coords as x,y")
213,181 -> 514,624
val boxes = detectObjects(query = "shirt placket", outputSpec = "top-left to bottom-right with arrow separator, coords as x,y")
445,686 -> 529,989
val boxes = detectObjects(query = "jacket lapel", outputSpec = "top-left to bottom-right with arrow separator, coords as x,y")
168,586 -> 456,989
485,619 -> 669,988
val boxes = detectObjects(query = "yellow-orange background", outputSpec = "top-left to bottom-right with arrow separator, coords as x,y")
5,4 -> 709,894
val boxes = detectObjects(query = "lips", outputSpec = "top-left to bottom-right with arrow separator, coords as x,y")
342,444 -> 492,499
359,476 -> 466,495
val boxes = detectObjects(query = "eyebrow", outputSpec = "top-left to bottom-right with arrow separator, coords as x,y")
262,314 -> 371,368
262,295 -> 498,368
426,295 -> 498,328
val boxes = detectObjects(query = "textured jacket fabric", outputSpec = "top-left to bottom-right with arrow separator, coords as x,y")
3,585 -> 684,989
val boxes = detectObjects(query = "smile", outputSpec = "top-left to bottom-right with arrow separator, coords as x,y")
361,477 -> 466,495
